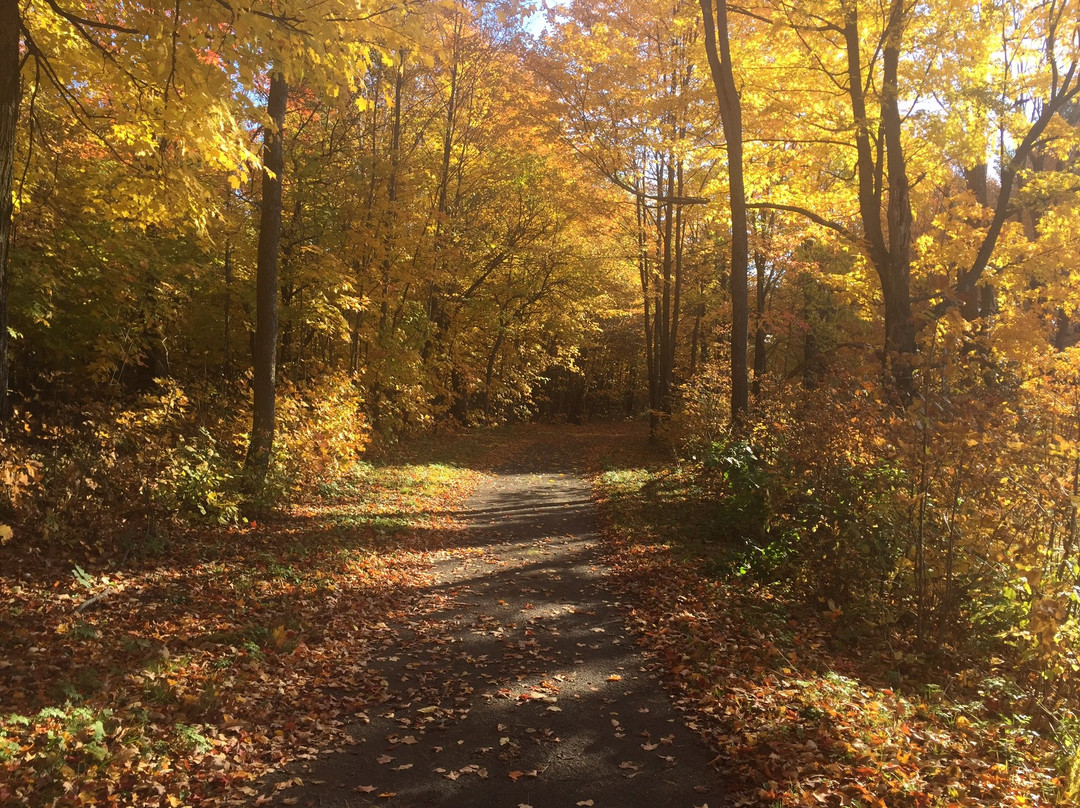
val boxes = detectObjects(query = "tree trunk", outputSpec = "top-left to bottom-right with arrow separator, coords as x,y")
961,163 -> 989,321
379,56 -> 405,339
246,70 -> 287,479
223,241 -> 233,379
0,0 -> 20,421
752,251 -> 767,398
689,305 -> 702,379
842,1 -> 915,398
483,327 -> 505,418
637,190 -> 657,430
659,154 -> 675,415
700,0 -> 749,421
878,0 -> 916,392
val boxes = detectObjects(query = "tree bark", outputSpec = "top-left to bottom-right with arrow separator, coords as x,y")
659,154 -> 675,415
637,189 -> 657,430
223,241 -> 233,378
379,55 -> 404,339
0,0 -> 20,421
700,0 -> 749,421
752,251 -> 767,398
879,0 -> 916,389
246,70 -> 288,479
842,0 -> 915,397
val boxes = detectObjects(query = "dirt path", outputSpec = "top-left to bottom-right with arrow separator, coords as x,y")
274,429 -> 726,807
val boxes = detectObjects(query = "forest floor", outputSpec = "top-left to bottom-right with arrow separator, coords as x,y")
1,422 -> 1072,807
266,425 -> 727,807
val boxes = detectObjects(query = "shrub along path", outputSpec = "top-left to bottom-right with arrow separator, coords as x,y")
271,428 -> 727,807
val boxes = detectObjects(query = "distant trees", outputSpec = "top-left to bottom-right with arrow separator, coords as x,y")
3,0 -> 630,482
538,0 -> 719,435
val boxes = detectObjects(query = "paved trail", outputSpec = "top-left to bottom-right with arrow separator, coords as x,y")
276,438 -> 726,807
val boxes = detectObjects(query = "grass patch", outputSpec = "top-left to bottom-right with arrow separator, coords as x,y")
599,465 -> 757,575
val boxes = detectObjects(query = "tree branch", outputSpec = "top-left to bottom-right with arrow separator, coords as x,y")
746,201 -> 867,253
43,0 -> 139,34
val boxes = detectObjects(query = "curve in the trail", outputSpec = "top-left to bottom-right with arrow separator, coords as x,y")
271,464 -> 726,807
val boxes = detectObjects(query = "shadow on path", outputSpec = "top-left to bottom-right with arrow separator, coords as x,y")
268,429 -> 727,807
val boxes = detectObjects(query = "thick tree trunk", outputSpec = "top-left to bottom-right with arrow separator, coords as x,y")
246,70 -> 288,479
879,0 -> 915,392
842,1 -> 915,398
0,0 -> 20,421
700,0 -> 749,421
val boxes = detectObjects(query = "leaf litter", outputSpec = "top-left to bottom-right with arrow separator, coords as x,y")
1,424 -> 729,807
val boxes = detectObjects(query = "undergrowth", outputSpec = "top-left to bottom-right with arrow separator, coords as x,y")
597,362 -> 1080,805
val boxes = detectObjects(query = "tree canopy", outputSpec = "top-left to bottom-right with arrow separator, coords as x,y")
5,0 -> 1080,802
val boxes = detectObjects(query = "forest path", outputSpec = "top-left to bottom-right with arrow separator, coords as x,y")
272,426 -> 727,807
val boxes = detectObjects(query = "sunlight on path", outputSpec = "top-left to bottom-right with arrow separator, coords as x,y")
271,463 -> 725,807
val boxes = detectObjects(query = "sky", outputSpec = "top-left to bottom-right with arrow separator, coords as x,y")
524,0 -> 568,36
